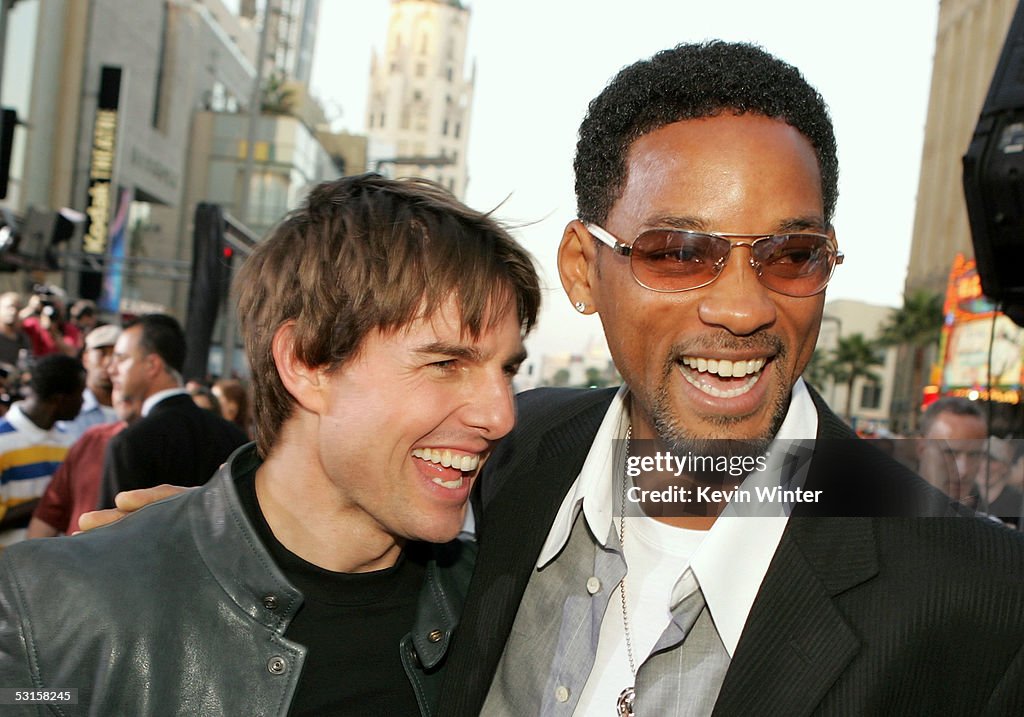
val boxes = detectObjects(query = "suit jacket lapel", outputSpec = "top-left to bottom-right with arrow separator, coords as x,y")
713,396 -> 879,716
712,517 -> 876,716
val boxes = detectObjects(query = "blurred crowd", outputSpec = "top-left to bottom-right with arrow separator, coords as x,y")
0,284 -> 253,544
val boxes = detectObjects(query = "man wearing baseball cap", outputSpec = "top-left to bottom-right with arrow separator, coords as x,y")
56,324 -> 120,440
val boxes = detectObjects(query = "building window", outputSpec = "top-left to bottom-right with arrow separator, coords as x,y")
442,119 -> 449,136
416,63 -> 425,77
454,123 -> 461,139
447,67 -> 453,82
860,382 -> 882,410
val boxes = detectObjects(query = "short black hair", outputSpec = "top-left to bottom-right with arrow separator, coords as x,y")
574,41 -> 839,225
919,396 -> 985,437
126,314 -> 187,375
28,354 -> 85,399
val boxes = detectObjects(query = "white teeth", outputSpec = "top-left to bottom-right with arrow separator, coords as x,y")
678,355 -> 766,379
431,476 -> 464,490
412,448 -> 481,473
679,367 -> 760,398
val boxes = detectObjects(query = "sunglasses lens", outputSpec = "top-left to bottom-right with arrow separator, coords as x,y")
623,230 -> 837,295
753,234 -> 836,296
629,230 -> 730,290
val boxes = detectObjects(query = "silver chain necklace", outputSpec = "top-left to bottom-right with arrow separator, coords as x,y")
616,424 -> 637,717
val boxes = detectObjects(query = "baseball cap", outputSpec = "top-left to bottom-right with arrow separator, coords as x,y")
84,324 -> 121,350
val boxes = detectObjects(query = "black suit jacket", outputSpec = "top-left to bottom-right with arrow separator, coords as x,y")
438,387 -> 1024,716
97,393 -> 248,508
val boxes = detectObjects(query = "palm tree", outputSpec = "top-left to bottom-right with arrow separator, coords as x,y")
878,290 -> 944,430
829,333 -> 884,421
802,348 -> 833,393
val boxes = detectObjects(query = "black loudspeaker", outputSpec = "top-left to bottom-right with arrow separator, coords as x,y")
0,109 -> 16,200
963,0 -> 1024,326
182,203 -> 229,381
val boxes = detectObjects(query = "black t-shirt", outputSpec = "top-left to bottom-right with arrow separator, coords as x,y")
235,469 -> 426,716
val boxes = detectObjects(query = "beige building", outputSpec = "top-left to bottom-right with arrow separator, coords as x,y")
0,0 -> 348,382
1,0 -> 257,307
240,0 -> 320,85
906,0 -> 1018,297
365,0 -> 474,198
527,336 -> 619,391
815,300 -> 900,432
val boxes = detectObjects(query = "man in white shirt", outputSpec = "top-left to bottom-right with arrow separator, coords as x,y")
96,314 -> 248,505
439,41 -> 1024,717
56,323 -> 120,441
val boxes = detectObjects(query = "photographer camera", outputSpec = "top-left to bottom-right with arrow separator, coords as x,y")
19,286 -> 80,358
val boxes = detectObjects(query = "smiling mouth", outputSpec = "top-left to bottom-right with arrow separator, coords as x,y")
676,355 -> 769,398
411,448 -> 482,489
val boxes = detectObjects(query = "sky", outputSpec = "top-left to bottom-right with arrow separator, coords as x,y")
310,1 -> 943,360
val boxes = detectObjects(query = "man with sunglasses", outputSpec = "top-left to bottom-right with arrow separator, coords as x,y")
439,41 -> 1024,716
74,42 -> 1024,716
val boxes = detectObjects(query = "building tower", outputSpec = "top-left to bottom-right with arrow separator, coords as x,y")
892,0 -> 1019,430
365,0 -> 474,198
241,0 -> 320,85
905,0 -> 1018,297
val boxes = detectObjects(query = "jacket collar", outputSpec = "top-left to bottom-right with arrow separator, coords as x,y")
142,387 -> 190,417
409,539 -> 477,669
188,444 -> 305,634
192,443 -> 472,668
712,517 -> 874,715
713,394 -> 880,715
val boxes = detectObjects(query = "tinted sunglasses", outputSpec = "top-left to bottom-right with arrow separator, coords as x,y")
586,224 -> 843,298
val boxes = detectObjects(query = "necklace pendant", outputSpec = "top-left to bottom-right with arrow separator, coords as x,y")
616,685 -> 635,716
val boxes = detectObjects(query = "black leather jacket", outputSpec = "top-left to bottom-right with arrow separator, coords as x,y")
0,444 -> 475,716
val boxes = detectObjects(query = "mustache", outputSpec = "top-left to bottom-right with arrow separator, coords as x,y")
667,333 -> 787,362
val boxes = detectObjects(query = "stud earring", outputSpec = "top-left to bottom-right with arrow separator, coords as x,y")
574,301 -> 586,313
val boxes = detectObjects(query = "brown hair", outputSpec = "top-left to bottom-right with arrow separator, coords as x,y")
213,378 -> 251,435
235,173 -> 541,456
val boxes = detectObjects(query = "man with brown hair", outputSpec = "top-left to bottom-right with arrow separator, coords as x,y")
0,174 -> 539,716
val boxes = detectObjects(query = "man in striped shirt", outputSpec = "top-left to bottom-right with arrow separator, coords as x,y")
0,354 -> 85,546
